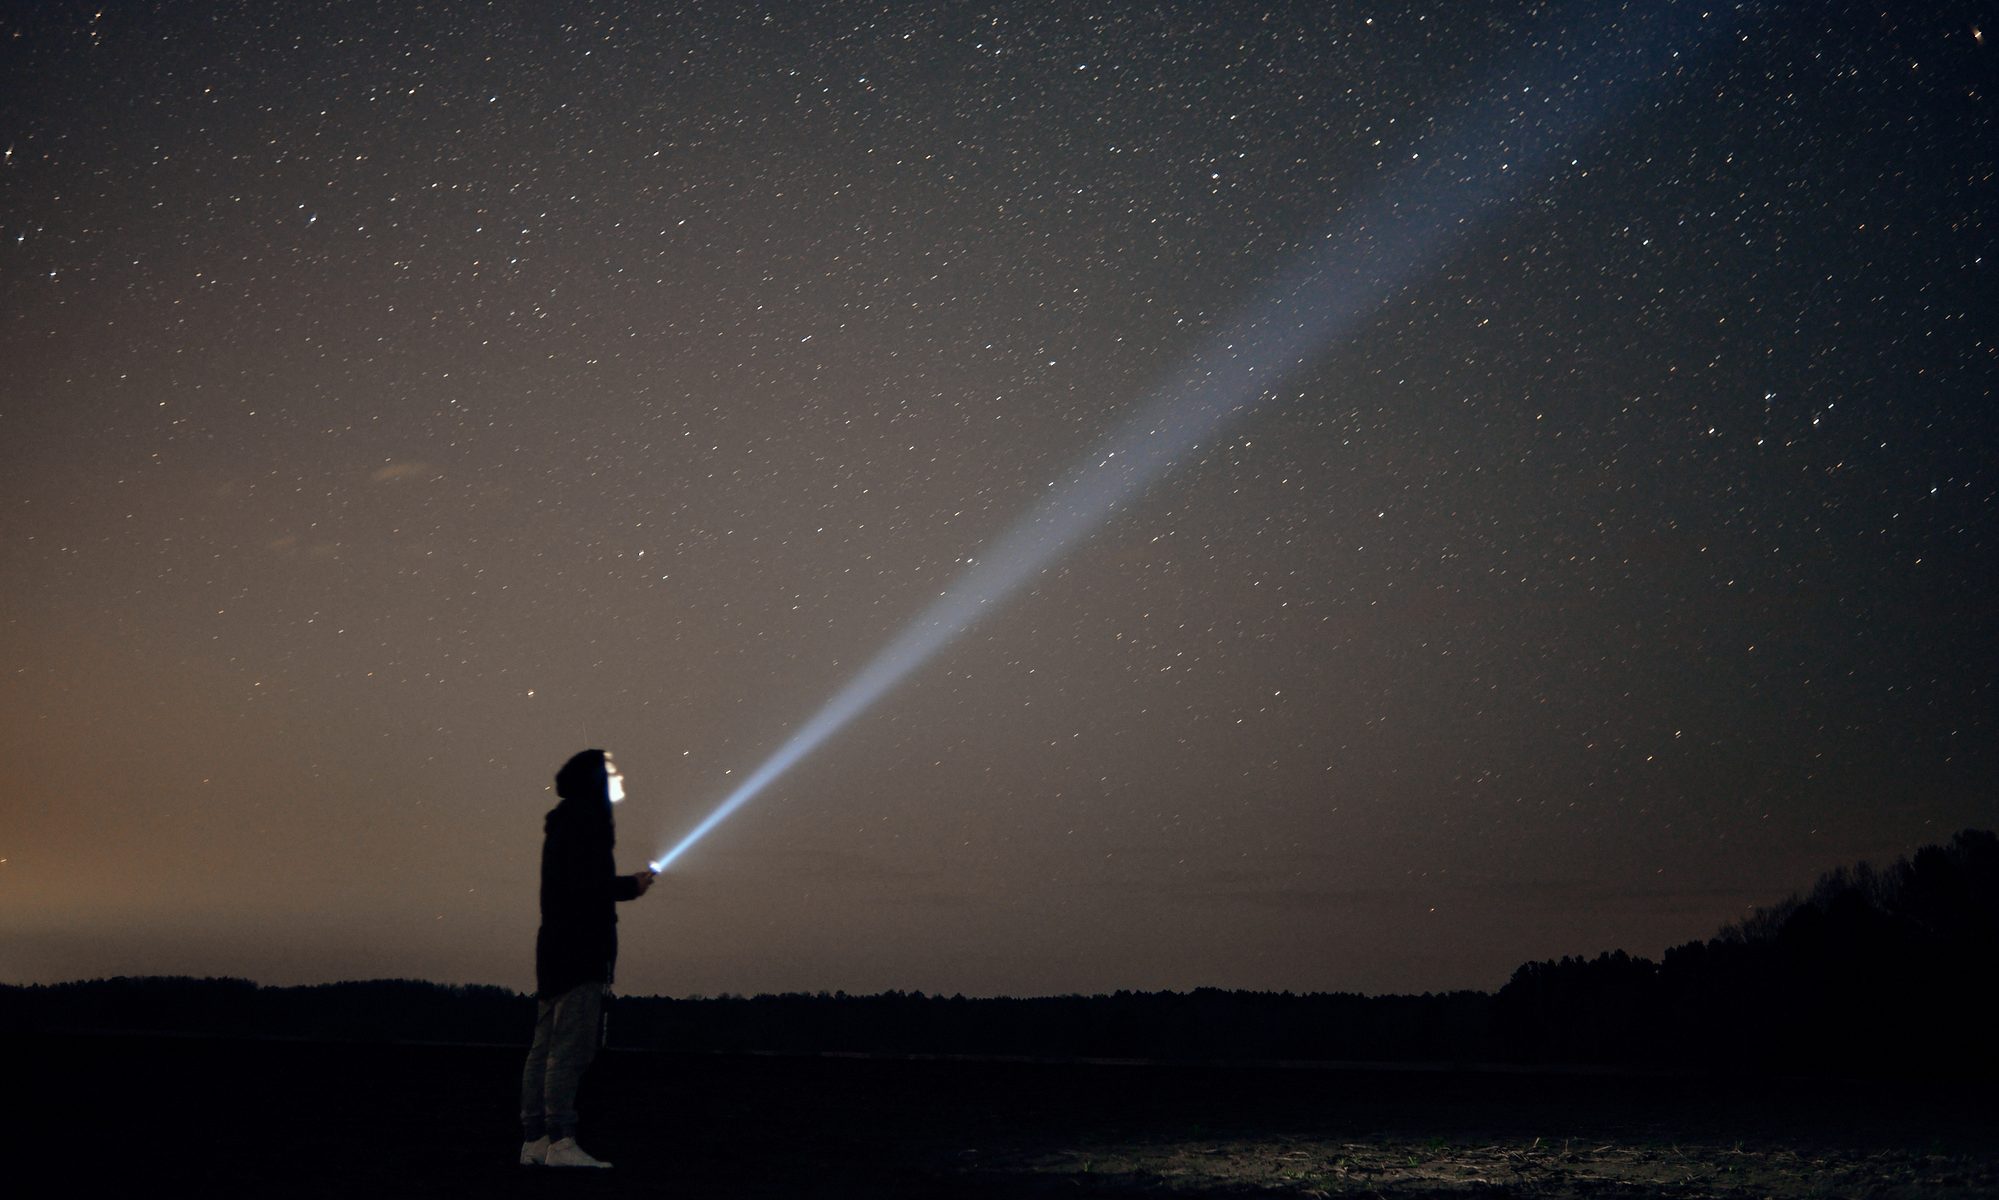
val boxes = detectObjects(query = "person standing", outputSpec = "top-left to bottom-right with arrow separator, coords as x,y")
518,749 -> 656,1169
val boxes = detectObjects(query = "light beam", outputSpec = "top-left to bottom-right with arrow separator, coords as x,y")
652,2 -> 1728,872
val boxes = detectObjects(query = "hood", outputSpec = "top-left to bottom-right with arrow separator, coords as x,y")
548,748 -> 613,833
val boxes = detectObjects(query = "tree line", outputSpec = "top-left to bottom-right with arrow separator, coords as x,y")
6,828 -> 1991,1075
1493,827 -> 1996,1073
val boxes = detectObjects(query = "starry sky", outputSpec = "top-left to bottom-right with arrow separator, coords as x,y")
2,1 -> 1993,1000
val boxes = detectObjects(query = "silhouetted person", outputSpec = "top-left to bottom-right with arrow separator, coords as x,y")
518,749 -> 656,1169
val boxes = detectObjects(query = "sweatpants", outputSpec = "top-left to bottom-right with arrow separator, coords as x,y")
519,981 -> 606,1141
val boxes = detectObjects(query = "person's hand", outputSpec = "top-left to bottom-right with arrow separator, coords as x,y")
634,868 -> 658,896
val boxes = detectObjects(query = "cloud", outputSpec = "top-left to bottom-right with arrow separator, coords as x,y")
369,461 -> 433,483
266,533 -> 338,558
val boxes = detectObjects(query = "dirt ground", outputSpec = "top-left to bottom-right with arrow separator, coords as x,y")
979,1133 -> 1999,1198
14,1033 -> 1996,1197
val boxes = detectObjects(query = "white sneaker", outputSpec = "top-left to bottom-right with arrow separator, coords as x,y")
519,1136 -> 550,1166
546,1136 -> 612,1169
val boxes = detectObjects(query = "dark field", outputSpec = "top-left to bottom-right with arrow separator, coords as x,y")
17,1033 -> 1998,1198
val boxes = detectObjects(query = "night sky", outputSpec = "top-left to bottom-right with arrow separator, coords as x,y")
3,1 -> 1992,1001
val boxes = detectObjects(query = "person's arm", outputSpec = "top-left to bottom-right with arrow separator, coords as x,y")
613,868 -> 656,901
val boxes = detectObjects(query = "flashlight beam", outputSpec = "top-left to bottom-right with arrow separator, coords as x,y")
653,2 -> 1728,872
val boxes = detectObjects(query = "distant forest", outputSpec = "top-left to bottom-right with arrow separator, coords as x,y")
7,829 -> 1993,1075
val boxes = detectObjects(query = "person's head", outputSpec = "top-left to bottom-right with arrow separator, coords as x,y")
554,748 -> 623,807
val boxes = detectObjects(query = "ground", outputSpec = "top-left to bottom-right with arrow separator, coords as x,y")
17,1033 -> 1996,1197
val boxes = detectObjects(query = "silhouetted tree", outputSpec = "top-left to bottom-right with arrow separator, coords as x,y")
1501,829 -> 1998,1074
7,830 -> 1990,1076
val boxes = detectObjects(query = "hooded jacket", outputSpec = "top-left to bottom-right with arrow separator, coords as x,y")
534,749 -> 643,998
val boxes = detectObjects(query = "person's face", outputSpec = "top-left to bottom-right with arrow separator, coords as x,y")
604,755 -> 626,804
